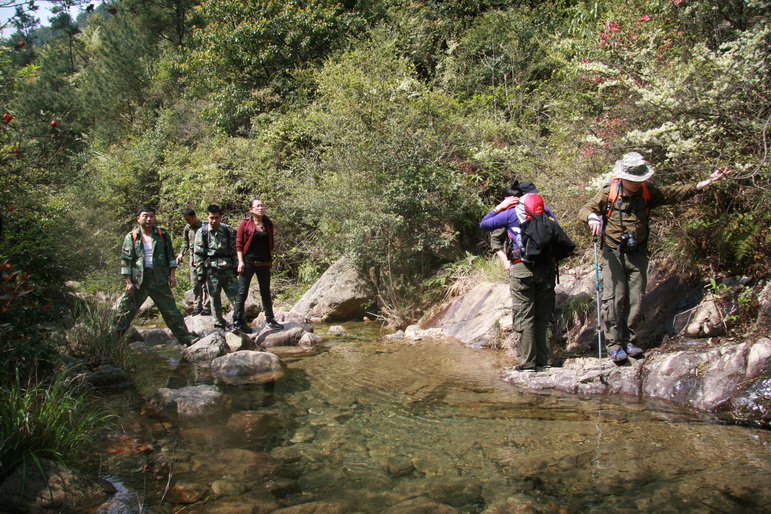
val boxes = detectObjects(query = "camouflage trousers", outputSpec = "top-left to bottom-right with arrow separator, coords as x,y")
188,264 -> 209,311
205,268 -> 239,328
509,261 -> 555,370
115,271 -> 196,345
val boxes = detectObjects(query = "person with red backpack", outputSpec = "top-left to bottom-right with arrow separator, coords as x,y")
578,152 -> 731,363
481,181 -> 575,372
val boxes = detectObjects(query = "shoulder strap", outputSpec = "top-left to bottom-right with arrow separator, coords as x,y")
131,227 -> 165,244
606,178 -> 650,218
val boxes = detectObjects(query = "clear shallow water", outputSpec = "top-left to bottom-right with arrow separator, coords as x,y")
96,323 -> 771,512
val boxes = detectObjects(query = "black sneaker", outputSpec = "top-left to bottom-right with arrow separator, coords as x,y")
200,308 -> 212,316
536,365 -> 552,372
514,365 -> 535,373
266,320 -> 284,330
232,322 -> 252,334
190,308 -> 202,316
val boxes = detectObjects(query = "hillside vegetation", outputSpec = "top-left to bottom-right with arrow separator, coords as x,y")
2,0 -> 769,332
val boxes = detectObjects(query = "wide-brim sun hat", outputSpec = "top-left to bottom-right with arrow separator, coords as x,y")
613,152 -> 655,182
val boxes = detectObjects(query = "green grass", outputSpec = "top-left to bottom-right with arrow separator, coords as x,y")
64,301 -> 128,370
0,371 -> 113,480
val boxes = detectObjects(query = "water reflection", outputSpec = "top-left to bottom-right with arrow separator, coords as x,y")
97,323 -> 771,512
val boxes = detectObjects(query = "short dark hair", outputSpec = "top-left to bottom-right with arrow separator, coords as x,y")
136,205 -> 156,216
206,204 -> 222,215
181,208 -> 196,217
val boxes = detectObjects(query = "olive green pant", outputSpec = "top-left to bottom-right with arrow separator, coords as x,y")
205,268 -> 239,328
601,247 -> 648,352
116,272 -> 196,345
509,261 -> 555,369
188,263 -> 209,311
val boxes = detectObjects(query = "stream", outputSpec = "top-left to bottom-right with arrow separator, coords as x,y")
95,322 -> 771,512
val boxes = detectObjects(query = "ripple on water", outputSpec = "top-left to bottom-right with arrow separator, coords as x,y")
95,322 -> 771,513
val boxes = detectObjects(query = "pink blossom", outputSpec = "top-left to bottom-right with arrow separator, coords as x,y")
638,16 -> 651,22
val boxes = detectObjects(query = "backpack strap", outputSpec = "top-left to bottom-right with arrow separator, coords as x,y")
131,227 -> 164,244
201,223 -> 232,254
605,178 -> 650,219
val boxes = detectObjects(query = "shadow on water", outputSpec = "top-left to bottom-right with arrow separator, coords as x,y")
95,322 -> 771,513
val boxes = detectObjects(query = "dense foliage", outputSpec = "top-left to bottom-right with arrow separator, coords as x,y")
2,0 -> 769,322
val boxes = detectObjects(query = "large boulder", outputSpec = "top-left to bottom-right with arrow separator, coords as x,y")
291,257 -> 376,321
0,459 -> 116,513
184,314 -> 218,336
642,337 -> 771,414
79,365 -> 133,391
501,338 -> 771,427
181,331 -> 228,363
210,351 -> 285,385
145,384 -> 228,420
420,281 -> 511,348
256,324 -> 310,348
754,279 -> 771,330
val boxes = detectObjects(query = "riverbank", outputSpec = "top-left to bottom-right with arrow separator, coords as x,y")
392,261 -> 771,428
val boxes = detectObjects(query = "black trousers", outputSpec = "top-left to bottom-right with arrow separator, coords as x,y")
233,262 -> 274,323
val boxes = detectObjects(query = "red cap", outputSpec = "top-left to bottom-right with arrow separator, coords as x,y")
523,193 -> 545,218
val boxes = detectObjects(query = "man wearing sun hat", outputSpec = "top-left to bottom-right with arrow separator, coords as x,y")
578,152 -> 731,363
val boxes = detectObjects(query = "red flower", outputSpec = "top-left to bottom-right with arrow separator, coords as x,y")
2,113 -> 12,123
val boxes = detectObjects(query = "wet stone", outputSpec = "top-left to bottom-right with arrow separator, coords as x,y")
141,328 -> 171,344
411,451 -> 460,477
383,455 -> 415,477
264,478 -> 301,497
211,478 -> 251,498
383,496 -> 460,513
189,489 -> 281,513
290,426 -> 316,443
225,410 -> 284,440
146,384 -> 228,420
167,481 -> 208,504
273,500 -> 355,513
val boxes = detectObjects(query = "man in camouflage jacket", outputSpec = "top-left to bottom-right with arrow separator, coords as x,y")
115,205 -> 197,345
176,208 -> 209,315
194,204 -> 239,329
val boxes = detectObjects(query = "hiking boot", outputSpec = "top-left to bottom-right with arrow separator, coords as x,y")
190,308 -> 202,316
609,348 -> 628,363
266,319 -> 284,330
200,308 -> 212,316
625,343 -> 644,358
514,365 -> 536,373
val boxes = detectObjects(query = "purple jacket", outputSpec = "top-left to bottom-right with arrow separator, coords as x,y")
479,205 -> 557,253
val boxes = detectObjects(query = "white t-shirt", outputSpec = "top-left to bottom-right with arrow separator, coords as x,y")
143,240 -> 153,268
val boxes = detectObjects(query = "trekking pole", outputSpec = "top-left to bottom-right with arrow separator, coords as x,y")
593,236 -> 603,378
